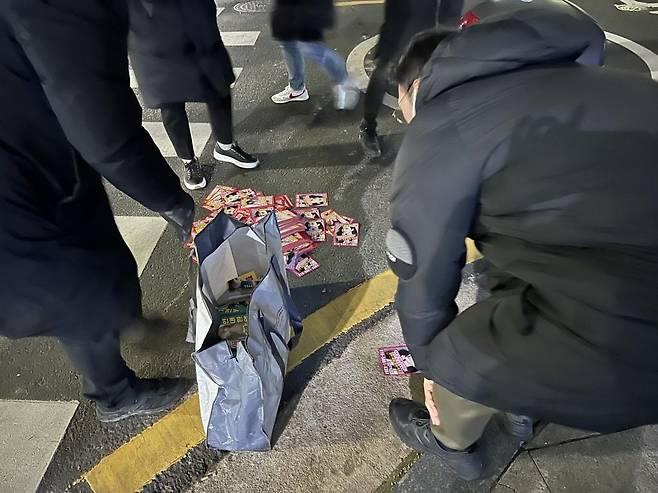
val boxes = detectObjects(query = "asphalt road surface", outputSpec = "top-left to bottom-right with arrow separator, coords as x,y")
0,1 -> 656,492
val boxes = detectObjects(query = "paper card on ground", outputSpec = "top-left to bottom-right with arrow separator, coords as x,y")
378,345 -> 419,377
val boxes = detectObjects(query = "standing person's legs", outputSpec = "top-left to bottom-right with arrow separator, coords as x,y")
280,40 -> 306,92
358,60 -> 390,157
272,41 -> 310,104
208,91 -> 259,168
160,103 -> 206,189
299,41 -> 359,110
206,93 -> 233,146
297,41 -> 349,85
58,331 -> 138,410
362,60 -> 390,130
160,103 -> 195,160
429,382 -> 497,451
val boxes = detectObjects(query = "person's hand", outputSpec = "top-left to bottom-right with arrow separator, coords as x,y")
423,378 -> 441,426
161,192 -> 194,242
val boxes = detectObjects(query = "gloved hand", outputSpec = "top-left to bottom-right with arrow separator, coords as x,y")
161,192 -> 195,242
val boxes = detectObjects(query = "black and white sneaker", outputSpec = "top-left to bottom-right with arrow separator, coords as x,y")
213,142 -> 259,169
183,158 -> 206,190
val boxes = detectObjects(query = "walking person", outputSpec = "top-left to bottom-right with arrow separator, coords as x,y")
270,0 -> 360,109
386,8 -> 658,481
358,0 -> 443,158
129,0 -> 259,191
1,0 -> 195,422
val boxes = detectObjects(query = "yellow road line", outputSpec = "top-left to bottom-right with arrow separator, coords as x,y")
83,240 -> 481,493
335,0 -> 385,6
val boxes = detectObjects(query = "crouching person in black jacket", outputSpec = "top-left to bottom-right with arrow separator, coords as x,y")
387,12 -> 658,480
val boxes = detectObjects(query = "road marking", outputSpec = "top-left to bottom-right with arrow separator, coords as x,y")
81,241 -> 480,493
0,400 -> 78,493
605,32 -> 658,80
336,0 -> 384,5
617,0 -> 658,6
221,31 -> 260,46
217,6 -> 225,15
142,122 -> 212,158
114,216 -> 168,276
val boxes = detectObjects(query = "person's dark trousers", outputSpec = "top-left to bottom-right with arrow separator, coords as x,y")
160,93 -> 234,160
362,60 -> 391,132
58,330 -> 138,409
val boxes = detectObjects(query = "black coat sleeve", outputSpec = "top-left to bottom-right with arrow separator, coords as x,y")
9,0 -> 185,213
388,111 -> 481,372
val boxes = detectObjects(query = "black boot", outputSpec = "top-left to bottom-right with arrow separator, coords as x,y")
358,120 -> 382,159
388,398 -> 487,481
96,378 -> 193,423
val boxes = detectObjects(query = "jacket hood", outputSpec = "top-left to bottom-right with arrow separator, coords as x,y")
418,9 -> 594,106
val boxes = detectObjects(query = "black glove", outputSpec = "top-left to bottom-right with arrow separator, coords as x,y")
161,192 -> 195,242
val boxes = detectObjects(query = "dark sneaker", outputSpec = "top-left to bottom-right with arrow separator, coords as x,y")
96,378 -> 193,423
389,398 -> 487,481
501,413 -> 536,442
358,125 -> 382,159
213,142 -> 259,169
183,158 -> 207,190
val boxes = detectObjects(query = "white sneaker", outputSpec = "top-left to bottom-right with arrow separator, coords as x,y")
333,81 -> 360,111
271,85 -> 310,104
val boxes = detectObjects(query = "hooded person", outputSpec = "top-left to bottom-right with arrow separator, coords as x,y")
1,0 -> 195,423
386,9 -> 658,480
128,0 -> 259,190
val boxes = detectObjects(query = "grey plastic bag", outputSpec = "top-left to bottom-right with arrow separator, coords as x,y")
190,212 -> 302,451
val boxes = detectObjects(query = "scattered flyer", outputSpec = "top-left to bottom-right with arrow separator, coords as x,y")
322,209 -> 353,236
378,345 -> 419,377
295,208 -> 322,221
305,219 -> 326,242
333,222 -> 360,247
191,185 -> 361,278
287,254 -> 321,278
274,194 -> 294,210
296,193 -> 328,208
223,188 -> 257,204
241,195 -> 274,210
250,207 -> 274,223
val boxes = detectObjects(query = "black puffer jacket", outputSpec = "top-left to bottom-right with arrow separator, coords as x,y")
1,0 -> 187,339
271,0 -> 335,42
389,9 -> 658,432
129,0 -> 235,108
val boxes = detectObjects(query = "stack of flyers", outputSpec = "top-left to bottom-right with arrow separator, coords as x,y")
241,195 -> 274,209
276,210 -> 307,237
294,208 -> 321,221
223,188 -> 257,205
202,185 -> 238,211
274,194 -> 294,210
286,253 -> 320,278
378,345 -> 419,377
250,207 -> 274,223
321,209 -> 354,236
296,193 -> 328,208
333,222 -> 360,247
231,208 -> 253,224
281,232 -> 315,255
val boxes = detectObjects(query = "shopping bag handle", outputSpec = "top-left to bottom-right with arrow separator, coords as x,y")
269,258 -> 303,349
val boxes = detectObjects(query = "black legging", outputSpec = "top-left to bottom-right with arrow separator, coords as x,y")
160,93 -> 233,160
362,60 -> 392,130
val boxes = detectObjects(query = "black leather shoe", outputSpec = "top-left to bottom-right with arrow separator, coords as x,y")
358,125 -> 382,159
389,398 -> 487,481
501,413 -> 536,441
96,378 -> 193,423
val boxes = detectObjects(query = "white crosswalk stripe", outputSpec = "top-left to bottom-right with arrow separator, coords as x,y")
221,31 -> 260,46
115,216 -> 168,276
